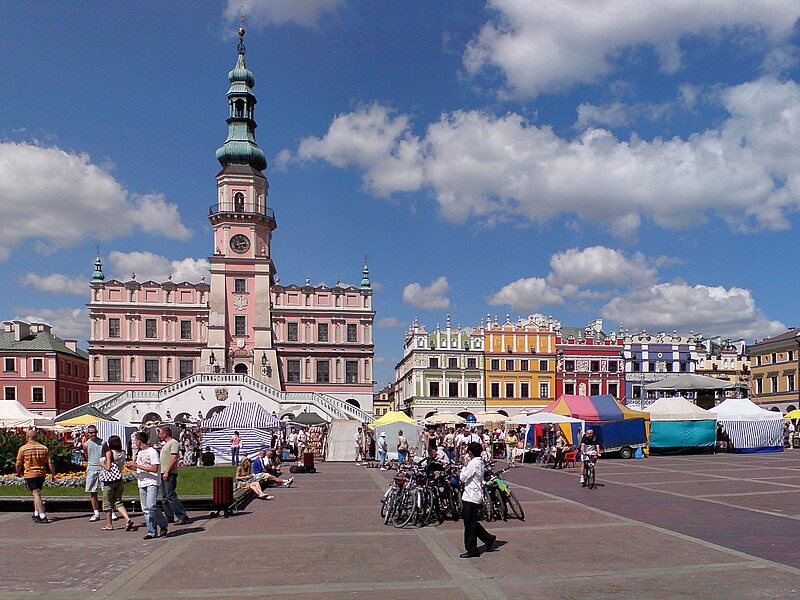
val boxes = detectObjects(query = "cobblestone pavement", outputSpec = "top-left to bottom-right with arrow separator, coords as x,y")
1,452 -> 799,599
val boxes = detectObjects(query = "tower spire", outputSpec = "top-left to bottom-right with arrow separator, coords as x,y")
360,255 -> 371,290
215,18 -> 267,172
92,245 -> 105,282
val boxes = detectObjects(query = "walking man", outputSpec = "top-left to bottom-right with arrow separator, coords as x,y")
377,431 -> 388,470
83,425 -> 105,522
127,432 -> 169,540
16,429 -> 55,524
459,441 -> 496,558
158,425 -> 188,525
354,426 -> 364,465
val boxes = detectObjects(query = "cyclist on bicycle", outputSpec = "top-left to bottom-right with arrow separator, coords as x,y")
580,428 -> 601,487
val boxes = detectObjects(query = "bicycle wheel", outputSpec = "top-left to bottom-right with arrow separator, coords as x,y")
587,465 -> 596,489
416,487 -> 433,527
504,489 -> 525,521
393,487 -> 417,528
383,490 -> 396,525
380,487 -> 391,519
491,488 -> 507,521
480,488 -> 494,522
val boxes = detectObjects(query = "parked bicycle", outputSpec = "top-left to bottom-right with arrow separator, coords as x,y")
483,461 -> 525,521
380,458 -> 462,528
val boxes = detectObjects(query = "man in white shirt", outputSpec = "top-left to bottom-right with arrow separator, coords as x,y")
459,441 -> 496,558
354,427 -> 364,465
127,432 -> 169,540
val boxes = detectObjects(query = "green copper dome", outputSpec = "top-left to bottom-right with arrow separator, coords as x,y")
216,31 -> 267,172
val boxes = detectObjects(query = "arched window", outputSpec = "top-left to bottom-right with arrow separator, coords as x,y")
234,192 -> 245,212
234,99 -> 245,118
234,363 -> 248,375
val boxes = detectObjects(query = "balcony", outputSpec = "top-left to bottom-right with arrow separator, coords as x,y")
209,202 -> 275,220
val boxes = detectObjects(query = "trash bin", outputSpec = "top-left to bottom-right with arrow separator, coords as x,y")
303,451 -> 315,471
212,476 -> 233,512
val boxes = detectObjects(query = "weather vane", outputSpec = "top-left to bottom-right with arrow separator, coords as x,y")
238,14 -> 247,54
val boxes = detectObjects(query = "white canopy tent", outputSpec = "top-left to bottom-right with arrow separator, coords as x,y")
508,412 -> 584,426
0,400 -> 54,427
644,396 -> 717,421
645,396 -> 717,455
714,397 -> 783,453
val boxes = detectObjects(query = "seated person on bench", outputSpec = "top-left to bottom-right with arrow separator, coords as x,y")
236,457 -> 293,499
264,450 -> 282,475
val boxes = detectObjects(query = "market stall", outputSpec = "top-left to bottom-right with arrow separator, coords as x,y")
0,400 -> 54,428
644,396 -> 717,455
200,401 -> 281,462
714,397 -> 783,453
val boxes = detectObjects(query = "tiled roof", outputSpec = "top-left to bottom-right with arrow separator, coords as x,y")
0,330 -> 88,360
748,328 -> 799,349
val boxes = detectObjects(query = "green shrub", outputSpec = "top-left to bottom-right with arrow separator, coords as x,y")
0,429 -> 74,474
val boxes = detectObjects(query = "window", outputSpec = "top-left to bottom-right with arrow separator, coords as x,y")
234,316 -> 246,336
448,357 -> 458,369
491,359 -> 500,370
467,382 -> 478,398
448,382 -> 459,397
429,381 -> 440,397
145,360 -> 159,383
287,322 -> 298,341
32,358 -> 43,373
347,324 -> 357,343
490,382 -> 500,398
771,376 -> 778,393
681,362 -> 690,373
564,383 -> 575,395
539,360 -> 548,371
788,374 -> 795,392
316,361 -> 330,383
31,387 -> 44,403
755,378 -> 763,394
520,382 -> 529,398
108,318 -> 120,338
505,360 -> 515,371
68,389 -> 73,405
234,278 -> 246,293
608,361 -> 618,373
144,319 -> 157,339
467,358 -> 477,369
4,387 -> 15,401
520,360 -> 528,371
590,360 -> 600,372
429,357 -> 439,368
633,385 -> 642,398
789,350 -> 795,362
539,382 -> 549,398
756,355 -> 762,366
590,383 -> 600,396
772,353 -> 777,364
180,320 -> 192,340
318,324 -> 328,342
632,362 -> 641,372
345,360 -> 358,384
107,358 -> 121,382
564,360 -> 575,372
286,360 -> 301,383
608,383 -> 618,398
179,359 -> 194,379
506,382 -> 515,397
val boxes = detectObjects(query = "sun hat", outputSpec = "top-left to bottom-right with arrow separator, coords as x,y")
379,431 -> 386,437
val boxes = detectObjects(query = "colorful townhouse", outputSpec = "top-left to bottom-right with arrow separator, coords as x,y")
695,337 -> 750,400
1,320 -> 89,417
483,314 -> 557,416
394,316 -> 484,420
555,319 -> 625,400
747,328 -> 799,413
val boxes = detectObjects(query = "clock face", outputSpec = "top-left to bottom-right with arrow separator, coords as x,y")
230,234 -> 251,254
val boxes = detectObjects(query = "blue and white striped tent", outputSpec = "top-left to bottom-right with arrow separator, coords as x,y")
714,397 -> 783,453
200,402 -> 281,463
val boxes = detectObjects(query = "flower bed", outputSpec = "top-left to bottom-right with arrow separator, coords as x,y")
0,469 -> 137,488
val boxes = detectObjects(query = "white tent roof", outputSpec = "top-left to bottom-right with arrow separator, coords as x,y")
645,396 -> 717,421
508,412 -> 584,426
644,373 -> 734,391
714,397 -> 783,421
0,400 -> 53,427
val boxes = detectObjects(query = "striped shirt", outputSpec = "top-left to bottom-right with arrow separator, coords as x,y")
16,441 -> 50,478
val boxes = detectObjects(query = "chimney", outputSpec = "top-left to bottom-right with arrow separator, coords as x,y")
64,340 -> 78,353
13,321 -> 31,342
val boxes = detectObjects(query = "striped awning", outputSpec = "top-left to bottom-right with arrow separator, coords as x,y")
201,401 -> 281,430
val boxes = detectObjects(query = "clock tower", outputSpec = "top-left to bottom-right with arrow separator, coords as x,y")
202,25 -> 281,388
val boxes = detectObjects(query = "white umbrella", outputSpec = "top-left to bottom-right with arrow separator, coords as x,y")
508,412 -> 584,426
474,411 -> 509,423
424,412 -> 466,425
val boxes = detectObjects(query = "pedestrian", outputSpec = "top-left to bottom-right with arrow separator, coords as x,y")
297,427 -> 308,461
377,431 -> 388,470
354,426 -> 364,465
127,432 -> 169,540
443,427 -> 455,462
83,425 -> 105,522
397,429 -> 409,465
71,433 -> 83,465
99,435 -> 134,531
459,441 -> 496,558
230,430 -> 241,466
15,428 -> 55,524
158,425 -> 188,525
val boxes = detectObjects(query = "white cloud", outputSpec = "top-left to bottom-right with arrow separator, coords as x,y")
33,240 -> 57,256
574,100 -> 678,130
464,0 -> 800,99
547,246 -> 655,289
487,277 -> 564,312
0,247 -> 10,263
602,282 -> 786,340
107,251 -> 210,283
21,273 -> 86,296
377,317 -> 406,330
0,142 -> 191,259
403,277 -> 450,310
224,0 -> 344,28
291,77 -> 800,234
19,307 -> 89,343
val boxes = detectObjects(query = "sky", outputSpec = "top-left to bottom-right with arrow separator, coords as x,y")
1,1 -> 800,389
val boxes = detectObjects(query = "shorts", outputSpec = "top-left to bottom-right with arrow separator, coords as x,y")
582,452 -> 598,462
25,477 -> 45,492
85,468 -> 101,493
102,479 -> 125,511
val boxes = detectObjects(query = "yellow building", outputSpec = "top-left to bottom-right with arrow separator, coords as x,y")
695,337 -> 749,401
747,328 -> 800,414
483,314 -> 557,416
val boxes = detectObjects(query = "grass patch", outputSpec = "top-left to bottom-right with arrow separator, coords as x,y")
0,466 -> 237,498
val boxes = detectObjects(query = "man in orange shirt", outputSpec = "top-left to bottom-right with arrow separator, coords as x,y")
16,429 -> 56,524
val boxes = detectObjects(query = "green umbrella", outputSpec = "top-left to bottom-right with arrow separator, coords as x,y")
292,412 -> 327,426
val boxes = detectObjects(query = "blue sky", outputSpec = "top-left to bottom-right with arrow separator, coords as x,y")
2,1 -> 800,388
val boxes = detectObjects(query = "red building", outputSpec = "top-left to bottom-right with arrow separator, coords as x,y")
1,320 -> 89,417
556,320 -> 625,400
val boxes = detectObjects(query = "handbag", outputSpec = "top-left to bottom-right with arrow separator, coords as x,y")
99,458 -> 123,483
